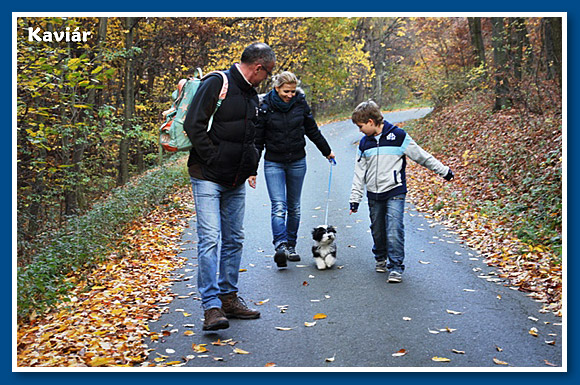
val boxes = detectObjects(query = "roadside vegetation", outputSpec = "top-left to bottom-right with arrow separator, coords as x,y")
16,16 -> 562,366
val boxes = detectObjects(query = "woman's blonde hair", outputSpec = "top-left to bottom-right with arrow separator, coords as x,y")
273,71 -> 299,88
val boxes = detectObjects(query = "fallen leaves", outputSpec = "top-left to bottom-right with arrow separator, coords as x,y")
406,101 -> 562,317
392,349 -> 407,357
493,357 -> 509,366
192,344 -> 208,353
16,187 -> 192,367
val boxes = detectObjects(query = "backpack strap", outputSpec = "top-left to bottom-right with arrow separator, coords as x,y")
202,71 -> 229,132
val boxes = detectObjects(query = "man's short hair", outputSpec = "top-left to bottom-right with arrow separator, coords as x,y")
241,42 -> 276,67
352,100 -> 384,125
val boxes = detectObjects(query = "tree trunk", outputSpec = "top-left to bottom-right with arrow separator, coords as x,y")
118,17 -> 138,186
508,18 -> 532,81
491,17 -> 512,111
467,17 -> 486,69
543,17 -> 562,84
88,17 -> 108,108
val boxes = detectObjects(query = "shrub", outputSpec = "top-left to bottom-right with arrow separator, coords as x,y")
17,157 -> 189,321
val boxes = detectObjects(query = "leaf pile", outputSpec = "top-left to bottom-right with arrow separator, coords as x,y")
16,188 -> 193,367
404,91 -> 562,315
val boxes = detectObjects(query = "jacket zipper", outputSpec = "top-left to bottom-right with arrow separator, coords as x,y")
375,137 -> 380,193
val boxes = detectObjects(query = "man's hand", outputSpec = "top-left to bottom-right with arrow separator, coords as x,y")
248,176 -> 257,189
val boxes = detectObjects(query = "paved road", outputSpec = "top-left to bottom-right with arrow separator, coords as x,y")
147,108 -> 563,369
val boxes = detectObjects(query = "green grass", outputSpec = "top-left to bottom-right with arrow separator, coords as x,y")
17,155 -> 190,321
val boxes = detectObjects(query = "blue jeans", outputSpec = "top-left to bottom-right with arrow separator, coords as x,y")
368,194 -> 406,273
190,177 -> 246,310
264,158 -> 307,248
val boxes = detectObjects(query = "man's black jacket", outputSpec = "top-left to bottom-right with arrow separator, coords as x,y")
184,64 -> 259,188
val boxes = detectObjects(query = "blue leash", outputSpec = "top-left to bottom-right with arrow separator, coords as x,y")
324,158 -> 337,226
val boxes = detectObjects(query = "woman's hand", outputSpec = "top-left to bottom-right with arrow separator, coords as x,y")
248,176 -> 257,189
326,151 -> 335,161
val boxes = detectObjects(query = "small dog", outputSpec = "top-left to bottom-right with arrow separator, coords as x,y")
311,225 -> 337,270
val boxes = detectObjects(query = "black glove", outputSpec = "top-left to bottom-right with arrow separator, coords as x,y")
350,202 -> 359,213
443,169 -> 454,181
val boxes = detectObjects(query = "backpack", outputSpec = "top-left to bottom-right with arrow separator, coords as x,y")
159,68 -> 228,152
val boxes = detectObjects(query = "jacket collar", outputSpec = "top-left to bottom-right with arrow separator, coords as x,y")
230,63 -> 255,93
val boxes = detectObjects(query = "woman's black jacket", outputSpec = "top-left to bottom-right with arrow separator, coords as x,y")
255,89 -> 331,163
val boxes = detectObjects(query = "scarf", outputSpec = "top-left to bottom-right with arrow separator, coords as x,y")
269,89 -> 297,112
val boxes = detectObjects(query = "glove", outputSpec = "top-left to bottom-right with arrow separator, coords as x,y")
350,202 -> 359,213
443,169 -> 454,181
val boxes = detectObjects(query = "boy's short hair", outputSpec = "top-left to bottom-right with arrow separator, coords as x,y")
352,100 -> 384,125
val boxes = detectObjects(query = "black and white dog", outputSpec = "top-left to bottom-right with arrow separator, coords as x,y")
311,225 -> 337,270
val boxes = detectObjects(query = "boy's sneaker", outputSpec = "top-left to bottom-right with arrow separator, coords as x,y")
274,243 -> 289,268
388,271 -> 403,283
375,260 -> 387,273
287,245 -> 301,262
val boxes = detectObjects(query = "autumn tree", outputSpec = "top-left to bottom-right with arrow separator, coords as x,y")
467,17 -> 486,70
542,17 -> 562,84
491,17 -> 512,110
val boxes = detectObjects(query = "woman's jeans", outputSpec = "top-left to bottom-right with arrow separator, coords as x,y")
190,177 -> 245,311
264,158 -> 307,248
368,194 -> 406,273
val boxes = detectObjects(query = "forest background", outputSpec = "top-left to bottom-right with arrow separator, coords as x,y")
15,16 -> 563,321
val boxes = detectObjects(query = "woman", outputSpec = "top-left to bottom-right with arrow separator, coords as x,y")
255,71 -> 335,268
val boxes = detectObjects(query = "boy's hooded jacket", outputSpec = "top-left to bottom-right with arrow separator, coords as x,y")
349,121 -> 449,211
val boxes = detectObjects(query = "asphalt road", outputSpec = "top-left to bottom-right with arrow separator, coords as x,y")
147,108 -> 563,369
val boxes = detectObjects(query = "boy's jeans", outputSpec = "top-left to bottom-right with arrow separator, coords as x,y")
368,194 -> 406,273
190,177 -> 245,311
264,158 -> 307,248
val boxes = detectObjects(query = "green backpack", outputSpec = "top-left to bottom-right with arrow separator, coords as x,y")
159,68 -> 228,152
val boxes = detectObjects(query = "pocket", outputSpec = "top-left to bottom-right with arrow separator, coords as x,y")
207,141 -> 224,166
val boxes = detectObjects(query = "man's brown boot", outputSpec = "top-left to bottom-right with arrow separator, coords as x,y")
219,293 -> 261,319
202,307 -> 229,331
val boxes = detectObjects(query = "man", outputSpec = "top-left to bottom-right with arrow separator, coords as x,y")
184,42 -> 276,331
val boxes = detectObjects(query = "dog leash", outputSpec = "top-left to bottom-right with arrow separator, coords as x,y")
324,158 -> 337,226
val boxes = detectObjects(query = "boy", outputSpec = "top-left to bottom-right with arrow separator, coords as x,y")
349,101 -> 454,283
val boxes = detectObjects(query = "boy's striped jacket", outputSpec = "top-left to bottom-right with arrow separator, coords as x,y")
349,121 -> 449,211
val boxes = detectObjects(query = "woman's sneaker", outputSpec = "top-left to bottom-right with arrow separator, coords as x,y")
287,245 -> 301,262
375,260 -> 387,273
274,243 -> 289,268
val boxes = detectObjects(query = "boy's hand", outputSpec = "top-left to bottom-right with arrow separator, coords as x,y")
443,169 -> 454,181
349,202 -> 359,214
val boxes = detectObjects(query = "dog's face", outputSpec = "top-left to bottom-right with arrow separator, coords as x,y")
312,225 -> 336,245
